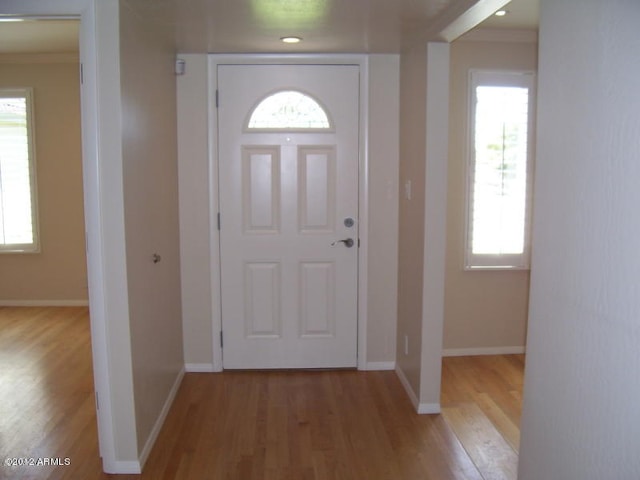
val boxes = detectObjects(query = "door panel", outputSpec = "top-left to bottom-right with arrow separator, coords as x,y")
244,262 -> 281,338
298,147 -> 336,233
242,146 -> 280,233
299,261 -> 335,338
218,64 -> 359,369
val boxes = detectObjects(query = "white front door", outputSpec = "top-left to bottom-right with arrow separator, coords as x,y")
218,64 -> 359,369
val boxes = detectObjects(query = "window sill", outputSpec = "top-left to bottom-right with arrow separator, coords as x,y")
464,265 -> 530,272
0,246 -> 40,254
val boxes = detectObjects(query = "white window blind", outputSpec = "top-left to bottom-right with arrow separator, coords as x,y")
465,71 -> 535,269
0,88 -> 39,253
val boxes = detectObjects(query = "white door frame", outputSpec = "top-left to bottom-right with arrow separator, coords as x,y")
0,0 -> 127,473
208,54 -> 369,371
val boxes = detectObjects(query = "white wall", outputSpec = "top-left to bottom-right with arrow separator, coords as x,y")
519,1 -> 640,478
419,42 -> 448,410
177,55 -> 400,370
91,0 -> 139,466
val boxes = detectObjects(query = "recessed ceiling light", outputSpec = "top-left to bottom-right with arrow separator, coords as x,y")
494,10 -> 508,17
281,36 -> 302,44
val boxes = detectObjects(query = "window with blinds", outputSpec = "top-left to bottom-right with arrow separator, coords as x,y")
0,88 -> 39,253
465,71 -> 535,269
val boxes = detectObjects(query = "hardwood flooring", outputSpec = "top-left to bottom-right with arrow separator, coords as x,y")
0,307 -> 524,479
441,355 -> 524,480
0,307 -> 103,480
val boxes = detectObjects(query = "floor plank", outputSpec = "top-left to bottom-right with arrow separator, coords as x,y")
0,307 -> 525,479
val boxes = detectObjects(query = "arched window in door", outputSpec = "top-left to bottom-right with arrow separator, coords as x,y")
246,90 -> 333,131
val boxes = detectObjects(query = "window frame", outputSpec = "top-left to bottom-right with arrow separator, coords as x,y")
464,70 -> 536,271
0,87 -> 40,254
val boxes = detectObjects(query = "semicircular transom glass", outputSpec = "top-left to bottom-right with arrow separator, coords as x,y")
247,90 -> 332,130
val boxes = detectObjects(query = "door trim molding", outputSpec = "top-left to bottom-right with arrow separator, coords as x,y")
208,54 -> 369,370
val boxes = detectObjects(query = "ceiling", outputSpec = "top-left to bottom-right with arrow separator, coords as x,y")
475,0 -> 538,30
0,0 -> 538,55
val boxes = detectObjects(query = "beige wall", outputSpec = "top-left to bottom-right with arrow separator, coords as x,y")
396,44 -> 428,395
176,54 -> 213,368
0,56 -> 87,303
366,54 -> 399,365
119,2 -> 184,456
444,38 -> 538,352
396,43 -> 449,411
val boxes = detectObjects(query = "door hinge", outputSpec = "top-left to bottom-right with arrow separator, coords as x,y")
95,391 -> 99,410
215,89 -> 219,108
358,238 -> 361,248
220,331 -> 223,348
80,63 -> 84,85
217,212 -> 221,230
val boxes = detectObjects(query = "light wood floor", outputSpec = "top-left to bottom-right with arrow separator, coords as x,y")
0,307 -> 524,480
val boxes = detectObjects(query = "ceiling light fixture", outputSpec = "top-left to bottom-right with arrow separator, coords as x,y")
281,36 -> 302,44
0,17 -> 25,22
494,10 -> 508,17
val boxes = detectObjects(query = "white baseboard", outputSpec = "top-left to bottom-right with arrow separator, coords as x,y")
442,346 -> 526,357
0,299 -> 89,307
185,363 -> 216,373
395,366 -> 441,415
417,403 -> 441,414
395,365 -> 419,409
103,460 -> 141,475
138,367 -> 185,469
362,361 -> 396,371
